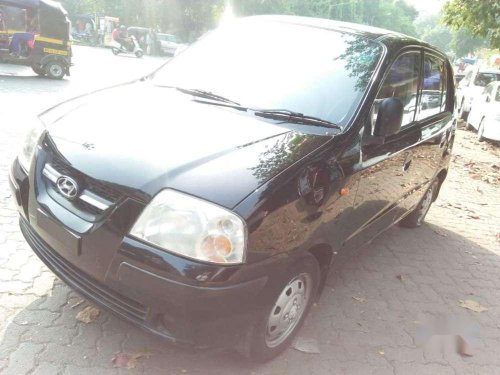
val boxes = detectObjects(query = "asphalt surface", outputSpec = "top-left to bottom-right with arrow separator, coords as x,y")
1,45 -> 500,374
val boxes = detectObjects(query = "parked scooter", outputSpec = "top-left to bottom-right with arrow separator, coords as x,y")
111,35 -> 143,58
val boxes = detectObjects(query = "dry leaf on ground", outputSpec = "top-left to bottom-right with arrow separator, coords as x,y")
76,306 -> 100,323
459,300 -> 487,313
396,274 -> 404,282
112,352 -> 152,369
293,337 -> 321,354
352,296 -> 366,303
433,229 -> 447,237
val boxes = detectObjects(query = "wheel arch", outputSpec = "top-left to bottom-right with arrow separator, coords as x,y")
307,243 -> 333,300
434,169 -> 448,202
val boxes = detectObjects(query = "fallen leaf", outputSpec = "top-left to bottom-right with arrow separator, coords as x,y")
352,296 -> 366,303
76,306 -> 100,324
378,350 -> 385,356
459,300 -> 487,313
293,337 -> 320,354
412,320 -> 422,325
396,274 -> 405,282
468,214 -> 480,220
112,352 -> 152,369
71,299 -> 85,309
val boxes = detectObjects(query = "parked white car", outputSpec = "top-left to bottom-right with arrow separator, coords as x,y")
466,81 -> 500,141
457,67 -> 500,120
157,33 -> 186,56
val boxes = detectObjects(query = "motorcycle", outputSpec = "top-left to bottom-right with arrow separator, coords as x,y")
111,35 -> 143,58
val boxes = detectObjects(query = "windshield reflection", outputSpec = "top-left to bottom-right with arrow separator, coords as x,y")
154,18 -> 383,127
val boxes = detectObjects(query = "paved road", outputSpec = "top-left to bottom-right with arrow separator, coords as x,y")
1,46 -> 500,374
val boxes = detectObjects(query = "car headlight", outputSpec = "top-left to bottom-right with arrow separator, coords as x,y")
130,190 -> 247,264
18,121 -> 44,173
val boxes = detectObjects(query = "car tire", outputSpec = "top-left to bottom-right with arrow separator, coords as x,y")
31,64 -> 45,76
458,99 -> 469,121
45,61 -> 65,80
399,179 -> 439,228
477,118 -> 485,142
237,256 -> 320,362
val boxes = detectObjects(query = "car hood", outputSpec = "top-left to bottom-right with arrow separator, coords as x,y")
41,82 -> 331,208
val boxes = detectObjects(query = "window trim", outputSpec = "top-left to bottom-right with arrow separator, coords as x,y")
417,51 -> 451,121
370,48 -> 423,132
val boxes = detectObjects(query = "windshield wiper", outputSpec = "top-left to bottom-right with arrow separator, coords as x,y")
254,109 -> 342,130
175,87 -> 241,106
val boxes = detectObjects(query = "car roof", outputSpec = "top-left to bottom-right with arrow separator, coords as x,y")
243,15 -> 441,55
246,15 -> 420,42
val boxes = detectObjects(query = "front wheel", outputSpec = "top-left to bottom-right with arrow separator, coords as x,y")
400,179 -> 439,228
477,118 -> 485,142
45,61 -> 65,80
112,47 -> 120,55
238,257 -> 319,362
135,50 -> 144,58
458,100 -> 469,121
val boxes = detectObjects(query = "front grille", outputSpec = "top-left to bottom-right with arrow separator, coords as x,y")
50,157 -> 123,203
20,218 -> 148,322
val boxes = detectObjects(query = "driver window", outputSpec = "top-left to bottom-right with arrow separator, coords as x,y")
372,52 -> 421,131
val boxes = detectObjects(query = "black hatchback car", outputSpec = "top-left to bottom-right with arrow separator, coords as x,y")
9,16 -> 455,361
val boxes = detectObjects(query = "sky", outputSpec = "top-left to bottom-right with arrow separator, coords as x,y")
406,0 -> 445,17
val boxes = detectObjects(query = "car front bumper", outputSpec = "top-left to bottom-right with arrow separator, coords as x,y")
9,158 -> 273,349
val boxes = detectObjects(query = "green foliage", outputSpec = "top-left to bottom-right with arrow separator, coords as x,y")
58,0 -> 419,41
442,0 -> 500,49
415,13 -> 488,58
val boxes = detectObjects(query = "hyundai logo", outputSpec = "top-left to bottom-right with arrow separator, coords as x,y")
56,176 -> 79,200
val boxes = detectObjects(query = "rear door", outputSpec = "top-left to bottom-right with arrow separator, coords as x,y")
410,52 -> 454,204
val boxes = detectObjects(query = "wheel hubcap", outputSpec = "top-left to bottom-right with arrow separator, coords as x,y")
49,65 -> 63,77
416,184 -> 434,225
265,274 -> 312,348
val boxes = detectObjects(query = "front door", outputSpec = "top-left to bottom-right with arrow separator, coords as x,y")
343,50 -> 423,249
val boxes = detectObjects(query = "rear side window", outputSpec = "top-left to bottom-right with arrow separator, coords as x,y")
373,52 -> 421,128
419,55 -> 447,119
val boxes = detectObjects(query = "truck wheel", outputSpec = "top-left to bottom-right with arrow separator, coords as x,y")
400,179 -> 439,228
45,62 -> 65,80
238,257 -> 319,362
31,64 -> 45,76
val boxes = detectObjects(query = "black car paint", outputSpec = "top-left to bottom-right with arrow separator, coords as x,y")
9,19 -> 455,349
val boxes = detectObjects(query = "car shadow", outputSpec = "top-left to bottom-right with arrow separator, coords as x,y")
1,222 -> 499,374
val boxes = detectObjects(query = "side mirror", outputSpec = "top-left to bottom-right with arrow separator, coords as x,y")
374,97 -> 403,137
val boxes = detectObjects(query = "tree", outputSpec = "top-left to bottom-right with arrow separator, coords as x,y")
442,0 -> 500,48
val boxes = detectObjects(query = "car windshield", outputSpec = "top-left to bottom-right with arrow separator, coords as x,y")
474,73 -> 500,87
153,19 -> 383,127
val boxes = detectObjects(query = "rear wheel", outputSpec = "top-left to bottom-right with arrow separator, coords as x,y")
31,64 -> 45,76
400,179 -> 438,228
238,257 -> 319,362
477,118 -> 485,142
45,61 -> 65,80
